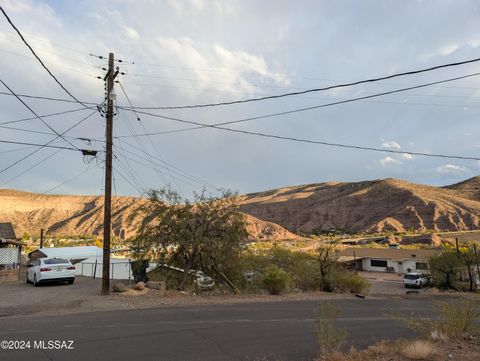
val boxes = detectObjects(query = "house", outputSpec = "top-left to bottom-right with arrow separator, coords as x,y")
0,222 -> 25,282
28,246 -> 104,263
339,247 -> 441,274
28,246 -> 143,280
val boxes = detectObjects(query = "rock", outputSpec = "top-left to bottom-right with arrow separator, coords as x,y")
113,282 -> 128,292
145,281 -> 166,290
134,281 -> 145,290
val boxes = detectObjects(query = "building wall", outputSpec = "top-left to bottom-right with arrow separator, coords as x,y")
361,258 -> 430,273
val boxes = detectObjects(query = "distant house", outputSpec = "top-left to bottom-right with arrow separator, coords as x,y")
339,247 -> 441,274
28,246 -> 137,280
0,222 -> 25,282
28,246 -> 103,264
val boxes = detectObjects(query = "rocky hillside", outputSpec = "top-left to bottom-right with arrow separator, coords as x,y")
240,177 -> 480,233
3,176 -> 480,239
0,189 -> 297,241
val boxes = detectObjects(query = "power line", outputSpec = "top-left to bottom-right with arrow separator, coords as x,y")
0,106 -> 94,126
116,71 -> 480,138
116,139 -> 219,191
0,148 -> 63,186
41,163 -> 96,194
133,119 -> 480,161
0,6 -> 91,109
0,91 -> 99,107
0,110 -> 98,176
0,78 -> 80,150
0,139 -> 88,151
117,81 -> 188,194
120,57 -> 480,110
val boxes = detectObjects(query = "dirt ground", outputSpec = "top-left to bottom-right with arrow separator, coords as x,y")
0,273 -> 463,319
0,276 -> 355,318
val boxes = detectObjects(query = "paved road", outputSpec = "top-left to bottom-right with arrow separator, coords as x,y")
0,298 -> 435,361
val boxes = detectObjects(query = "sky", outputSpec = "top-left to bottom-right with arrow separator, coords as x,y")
1,0 -> 480,197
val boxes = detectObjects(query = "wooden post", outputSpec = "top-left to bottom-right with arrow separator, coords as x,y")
102,52 -> 115,295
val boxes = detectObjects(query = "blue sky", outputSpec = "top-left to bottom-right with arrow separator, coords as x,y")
1,0 -> 480,197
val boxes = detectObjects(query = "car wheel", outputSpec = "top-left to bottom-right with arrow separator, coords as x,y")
68,279 -> 74,285
33,274 -> 39,287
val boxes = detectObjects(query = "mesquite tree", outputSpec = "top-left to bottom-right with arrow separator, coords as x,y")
132,188 -> 248,289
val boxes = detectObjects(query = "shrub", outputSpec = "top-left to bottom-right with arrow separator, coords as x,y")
262,265 -> 291,295
395,299 -> 480,340
401,340 -> 435,360
331,271 -> 370,293
313,302 -> 347,356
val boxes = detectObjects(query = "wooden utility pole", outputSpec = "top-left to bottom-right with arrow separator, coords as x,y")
39,228 -> 44,248
474,243 -> 480,288
101,52 -> 116,295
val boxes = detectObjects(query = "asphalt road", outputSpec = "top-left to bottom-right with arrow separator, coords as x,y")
0,298 -> 435,361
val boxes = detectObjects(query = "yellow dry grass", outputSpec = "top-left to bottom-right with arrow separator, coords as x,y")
401,340 -> 436,360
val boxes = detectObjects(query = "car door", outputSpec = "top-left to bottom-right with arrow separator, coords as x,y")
27,260 -> 38,281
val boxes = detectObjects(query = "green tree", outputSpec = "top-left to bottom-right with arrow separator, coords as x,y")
132,188 -> 248,290
316,244 -> 339,292
430,251 -> 463,289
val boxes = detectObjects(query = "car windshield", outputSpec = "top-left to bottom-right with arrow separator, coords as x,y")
43,258 -> 70,265
404,274 -> 420,280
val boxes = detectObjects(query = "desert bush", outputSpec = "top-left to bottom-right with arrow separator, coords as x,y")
313,302 -> 347,356
331,272 -> 370,293
262,265 -> 291,295
396,299 -> 480,340
401,340 -> 435,360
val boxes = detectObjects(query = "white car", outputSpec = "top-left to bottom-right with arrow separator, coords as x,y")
403,272 -> 429,288
26,258 -> 76,286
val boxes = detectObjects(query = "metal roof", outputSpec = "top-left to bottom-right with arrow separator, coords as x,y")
340,247 -> 441,261
29,246 -> 103,259
0,222 -> 17,240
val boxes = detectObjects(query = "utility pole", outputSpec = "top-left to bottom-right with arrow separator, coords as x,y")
101,52 -> 118,295
39,228 -> 44,248
474,243 -> 480,289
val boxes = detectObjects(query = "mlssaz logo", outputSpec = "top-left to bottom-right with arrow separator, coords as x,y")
34,340 -> 74,350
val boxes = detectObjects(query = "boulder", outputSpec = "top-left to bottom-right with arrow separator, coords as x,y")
134,281 -> 145,290
113,282 -> 128,292
145,281 -> 166,291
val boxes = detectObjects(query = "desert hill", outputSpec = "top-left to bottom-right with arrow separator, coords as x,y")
2,176 -> 480,240
0,189 -> 297,241
240,177 -> 480,233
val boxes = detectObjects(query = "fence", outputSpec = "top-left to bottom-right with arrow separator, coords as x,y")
0,248 -> 21,282
76,260 -> 133,280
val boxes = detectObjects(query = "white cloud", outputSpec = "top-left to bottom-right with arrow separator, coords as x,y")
190,0 -> 205,11
148,36 -> 289,97
438,43 -> 459,56
381,141 -> 401,150
402,154 -> 414,160
379,156 -> 400,166
436,164 -> 470,174
124,27 -> 140,41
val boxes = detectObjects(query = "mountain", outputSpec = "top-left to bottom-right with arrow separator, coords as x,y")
3,176 -> 480,240
0,189 -> 297,241
240,177 -> 480,233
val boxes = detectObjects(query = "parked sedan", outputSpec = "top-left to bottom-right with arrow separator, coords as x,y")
26,258 -> 75,286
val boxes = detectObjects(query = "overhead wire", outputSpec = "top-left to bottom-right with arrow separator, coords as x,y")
117,81 -> 188,194
0,78 -> 81,149
116,139 -> 219,191
116,71 -> 480,139
0,106 -> 94,126
0,110 -> 98,176
119,56 -> 480,110
0,6 -> 92,109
